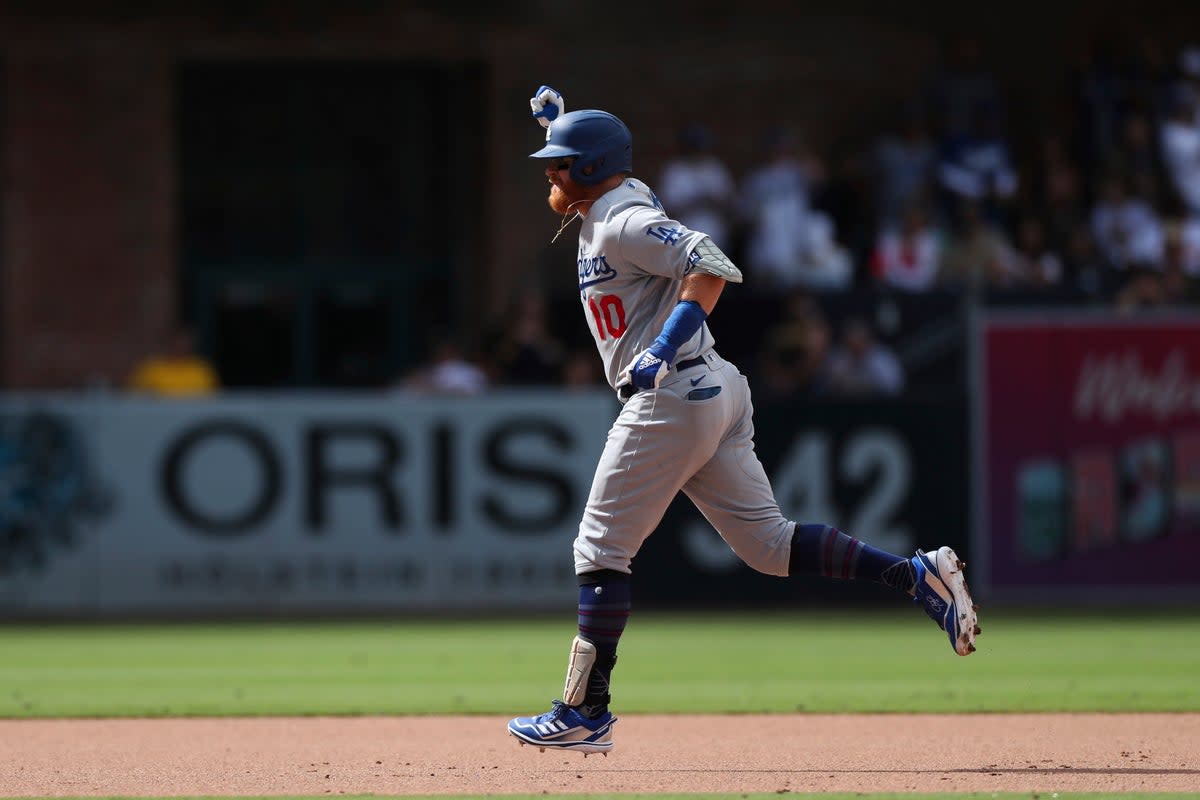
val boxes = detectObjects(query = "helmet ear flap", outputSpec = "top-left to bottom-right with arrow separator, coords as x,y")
570,159 -> 600,184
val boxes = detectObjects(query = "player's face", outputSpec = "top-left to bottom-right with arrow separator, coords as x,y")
545,158 -> 585,215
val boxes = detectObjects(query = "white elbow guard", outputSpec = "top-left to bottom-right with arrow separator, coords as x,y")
686,237 -> 743,283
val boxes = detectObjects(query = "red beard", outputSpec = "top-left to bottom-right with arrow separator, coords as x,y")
548,182 -> 585,216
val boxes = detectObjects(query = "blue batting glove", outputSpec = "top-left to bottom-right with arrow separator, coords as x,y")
625,341 -> 677,391
530,85 -> 565,128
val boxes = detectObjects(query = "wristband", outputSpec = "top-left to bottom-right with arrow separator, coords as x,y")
653,300 -> 707,358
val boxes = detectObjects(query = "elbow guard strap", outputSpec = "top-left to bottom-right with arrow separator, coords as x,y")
686,236 -> 744,283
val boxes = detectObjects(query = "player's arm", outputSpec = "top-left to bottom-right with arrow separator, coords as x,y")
625,239 -> 743,391
679,272 -> 726,314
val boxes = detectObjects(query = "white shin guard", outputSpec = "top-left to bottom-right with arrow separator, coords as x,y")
562,635 -> 597,706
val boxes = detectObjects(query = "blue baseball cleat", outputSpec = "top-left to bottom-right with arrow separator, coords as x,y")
507,700 -> 617,755
912,546 -> 980,656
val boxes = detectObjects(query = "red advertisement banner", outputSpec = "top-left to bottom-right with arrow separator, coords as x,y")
977,314 -> 1200,599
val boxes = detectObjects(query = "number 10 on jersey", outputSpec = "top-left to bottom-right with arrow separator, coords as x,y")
588,295 -> 627,340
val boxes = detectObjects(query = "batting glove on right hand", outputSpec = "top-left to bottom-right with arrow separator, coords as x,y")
624,341 -> 676,392
530,85 -> 565,128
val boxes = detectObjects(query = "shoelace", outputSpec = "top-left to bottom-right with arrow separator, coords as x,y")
537,700 -> 569,722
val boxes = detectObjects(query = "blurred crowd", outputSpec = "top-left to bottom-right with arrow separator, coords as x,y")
668,36 -> 1200,308
406,36 -> 1200,399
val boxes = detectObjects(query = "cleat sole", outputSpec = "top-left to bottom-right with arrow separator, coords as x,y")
934,547 -> 979,656
508,727 -> 616,756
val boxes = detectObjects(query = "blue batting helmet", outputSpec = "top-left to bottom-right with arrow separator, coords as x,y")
529,109 -> 632,186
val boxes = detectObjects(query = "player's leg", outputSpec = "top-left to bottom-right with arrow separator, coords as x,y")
567,568 -> 630,715
575,387 -> 736,700
509,390 -> 715,752
572,388 -> 722,574
784,523 -> 981,655
682,364 -> 980,655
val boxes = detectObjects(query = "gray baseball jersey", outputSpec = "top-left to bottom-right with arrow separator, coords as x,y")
577,178 -> 715,389
571,178 -> 794,578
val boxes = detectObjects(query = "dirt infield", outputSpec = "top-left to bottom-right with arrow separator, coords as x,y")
4,714 -> 1199,796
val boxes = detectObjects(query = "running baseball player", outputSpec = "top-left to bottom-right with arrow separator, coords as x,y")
507,86 -> 980,756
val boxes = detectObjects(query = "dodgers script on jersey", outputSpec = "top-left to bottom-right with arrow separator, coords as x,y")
576,179 -> 714,389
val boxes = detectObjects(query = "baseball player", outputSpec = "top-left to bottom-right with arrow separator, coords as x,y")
507,86 -> 979,756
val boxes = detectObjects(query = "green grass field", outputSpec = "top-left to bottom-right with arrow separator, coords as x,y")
1,609 -> 1197,718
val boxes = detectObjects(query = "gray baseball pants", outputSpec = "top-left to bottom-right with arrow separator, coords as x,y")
573,350 -> 794,577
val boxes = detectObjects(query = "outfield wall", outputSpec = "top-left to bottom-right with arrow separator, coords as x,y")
6,309 -> 1198,620
0,391 -> 612,616
0,390 -> 967,617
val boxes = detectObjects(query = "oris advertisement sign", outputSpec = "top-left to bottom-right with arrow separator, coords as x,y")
0,389 -> 972,617
0,392 -> 613,615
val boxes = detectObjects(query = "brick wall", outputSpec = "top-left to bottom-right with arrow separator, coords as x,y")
3,25 -> 173,388
0,2 -> 1191,387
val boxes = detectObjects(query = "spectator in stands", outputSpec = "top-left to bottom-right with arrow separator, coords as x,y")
398,330 -> 488,395
935,101 -> 1019,226
1161,222 -> 1200,304
1176,45 -> 1200,114
926,34 -> 1004,144
1110,111 -> 1168,209
871,105 -> 937,231
869,202 -> 943,293
657,122 -> 737,250
814,143 -> 874,277
562,346 -> 607,390
1074,37 -> 1137,179
1010,213 -> 1065,288
740,128 -> 853,292
938,198 -> 1020,292
1116,218 -> 1200,309
1035,131 -> 1087,255
799,212 -> 855,291
126,323 -> 220,397
487,289 -> 566,386
1062,223 -> 1117,302
754,291 -> 832,402
1177,214 -> 1200,275
1090,172 -> 1164,270
1114,266 -> 1172,311
1159,85 -> 1200,216
825,317 -> 905,397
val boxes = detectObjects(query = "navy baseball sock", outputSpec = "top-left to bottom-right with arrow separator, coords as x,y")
576,569 -> 631,718
788,523 -> 915,593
